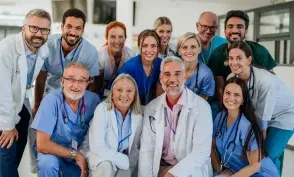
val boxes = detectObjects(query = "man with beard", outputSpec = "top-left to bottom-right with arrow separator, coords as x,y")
33,8 -> 99,117
0,9 -> 51,177
207,10 -> 276,114
139,56 -> 213,177
31,62 -> 100,177
196,11 -> 227,64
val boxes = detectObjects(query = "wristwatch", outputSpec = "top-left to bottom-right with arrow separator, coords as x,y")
70,149 -> 78,159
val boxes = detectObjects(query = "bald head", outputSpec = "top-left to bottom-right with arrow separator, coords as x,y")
196,11 -> 218,44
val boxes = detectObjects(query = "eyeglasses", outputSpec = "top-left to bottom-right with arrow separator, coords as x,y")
198,23 -> 218,32
27,25 -> 51,35
63,77 -> 89,85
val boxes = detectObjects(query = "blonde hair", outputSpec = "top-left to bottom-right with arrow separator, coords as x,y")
105,74 -> 142,115
153,16 -> 173,31
176,32 -> 201,51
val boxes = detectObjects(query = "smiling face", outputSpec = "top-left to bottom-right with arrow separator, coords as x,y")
223,83 -> 244,111
178,38 -> 201,63
140,36 -> 158,62
155,24 -> 172,47
61,17 -> 84,47
196,12 -> 218,43
61,66 -> 89,100
112,78 -> 136,113
107,26 -> 126,53
160,61 -> 186,96
228,48 -> 251,75
225,17 -> 247,43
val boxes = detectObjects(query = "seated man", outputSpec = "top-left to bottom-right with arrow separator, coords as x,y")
139,56 -> 213,177
31,62 -> 100,177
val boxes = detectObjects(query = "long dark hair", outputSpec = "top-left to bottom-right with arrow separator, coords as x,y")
223,77 -> 265,160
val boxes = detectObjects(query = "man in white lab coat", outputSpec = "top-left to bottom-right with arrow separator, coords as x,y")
139,56 -> 213,177
0,9 -> 51,177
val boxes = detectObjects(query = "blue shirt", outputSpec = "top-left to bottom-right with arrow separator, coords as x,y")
118,55 -> 162,105
185,61 -> 215,97
213,111 -> 279,177
42,34 -> 99,94
114,108 -> 132,153
198,36 -> 227,64
24,43 -> 37,87
31,90 -> 100,149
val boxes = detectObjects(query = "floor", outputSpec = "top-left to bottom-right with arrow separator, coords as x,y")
18,144 -> 294,177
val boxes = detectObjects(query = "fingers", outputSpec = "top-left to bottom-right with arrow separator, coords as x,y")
1,136 -> 14,149
15,130 -> 19,141
7,137 -> 15,149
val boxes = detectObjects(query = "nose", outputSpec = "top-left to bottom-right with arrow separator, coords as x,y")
35,29 -> 43,37
231,26 -> 239,33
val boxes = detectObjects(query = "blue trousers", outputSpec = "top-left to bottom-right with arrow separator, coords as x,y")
265,127 -> 294,176
0,105 -> 30,177
36,152 -> 81,177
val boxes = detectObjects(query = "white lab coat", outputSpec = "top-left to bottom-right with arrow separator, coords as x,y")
83,102 -> 143,176
139,88 -> 213,177
0,32 -> 49,130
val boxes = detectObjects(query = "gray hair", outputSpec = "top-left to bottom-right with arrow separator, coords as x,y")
63,62 -> 90,78
105,74 -> 142,115
160,56 -> 186,73
24,9 -> 51,24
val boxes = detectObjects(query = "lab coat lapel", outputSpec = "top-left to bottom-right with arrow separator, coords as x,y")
31,43 -> 48,82
154,105 -> 165,154
128,112 -> 138,154
110,110 -> 119,139
174,106 -> 189,146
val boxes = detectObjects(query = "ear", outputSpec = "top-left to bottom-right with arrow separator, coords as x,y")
196,22 -> 200,30
61,23 -> 64,30
247,56 -> 252,65
60,77 -> 64,86
245,28 -> 248,36
22,25 -> 26,32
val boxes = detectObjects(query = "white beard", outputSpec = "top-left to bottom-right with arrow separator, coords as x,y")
163,83 -> 185,96
63,90 -> 84,101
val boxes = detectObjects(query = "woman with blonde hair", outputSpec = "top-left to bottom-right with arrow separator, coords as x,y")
177,32 -> 215,100
84,73 -> 143,177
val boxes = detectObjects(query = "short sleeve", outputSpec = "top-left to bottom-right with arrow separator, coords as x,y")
199,68 -> 215,96
41,60 -> 48,71
241,126 -> 259,151
30,94 -> 58,135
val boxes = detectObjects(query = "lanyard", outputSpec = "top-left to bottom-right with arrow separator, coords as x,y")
164,107 -> 181,140
114,110 -> 132,152
194,63 -> 200,94
26,56 -> 38,89
59,37 -> 81,72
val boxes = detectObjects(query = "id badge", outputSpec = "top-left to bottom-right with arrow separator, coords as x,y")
103,89 -> 110,97
25,88 -> 33,98
72,139 -> 78,150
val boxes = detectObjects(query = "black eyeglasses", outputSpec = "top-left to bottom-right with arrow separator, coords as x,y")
27,25 -> 51,35
198,23 -> 218,32
63,77 -> 89,85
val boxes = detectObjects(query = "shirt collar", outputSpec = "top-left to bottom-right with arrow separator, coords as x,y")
24,42 -> 37,58
163,87 -> 187,108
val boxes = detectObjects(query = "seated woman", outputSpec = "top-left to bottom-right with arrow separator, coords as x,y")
118,29 -> 162,106
96,21 -> 137,99
227,41 -> 294,175
211,77 -> 279,177
153,16 -> 176,58
84,74 -> 143,177
177,32 -> 215,100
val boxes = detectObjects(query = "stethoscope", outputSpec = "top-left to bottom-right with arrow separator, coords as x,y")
114,110 -> 132,152
216,111 -> 242,169
161,45 -> 177,58
59,37 -> 82,72
193,63 -> 200,94
248,67 -> 255,99
61,95 -> 86,129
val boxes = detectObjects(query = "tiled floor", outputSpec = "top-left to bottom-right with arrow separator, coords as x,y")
19,144 -> 294,177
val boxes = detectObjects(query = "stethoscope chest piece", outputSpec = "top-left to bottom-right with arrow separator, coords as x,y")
64,117 -> 69,124
216,131 -> 222,138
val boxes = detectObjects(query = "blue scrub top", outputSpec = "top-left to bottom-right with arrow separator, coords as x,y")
185,61 -> 215,97
118,54 -> 162,105
31,89 -> 100,149
42,34 -> 99,94
213,111 -> 279,177
198,36 -> 227,64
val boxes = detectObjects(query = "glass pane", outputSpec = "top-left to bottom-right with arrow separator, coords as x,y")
218,11 -> 254,41
258,40 -> 291,64
259,9 -> 289,35
0,27 -> 6,41
6,26 -> 21,37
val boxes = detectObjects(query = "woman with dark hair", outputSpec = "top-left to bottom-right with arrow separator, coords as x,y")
227,41 -> 294,176
118,29 -> 162,107
211,77 -> 279,177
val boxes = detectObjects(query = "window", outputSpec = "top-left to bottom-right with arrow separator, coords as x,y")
93,0 -> 116,24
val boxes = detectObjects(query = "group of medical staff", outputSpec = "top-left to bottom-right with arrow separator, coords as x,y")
0,6 -> 293,177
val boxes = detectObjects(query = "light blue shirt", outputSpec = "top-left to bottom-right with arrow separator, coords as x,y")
42,34 -> 99,94
198,36 -> 227,64
114,108 -> 132,153
24,43 -> 37,87
213,111 -> 279,176
185,61 -> 215,97
30,89 -> 100,149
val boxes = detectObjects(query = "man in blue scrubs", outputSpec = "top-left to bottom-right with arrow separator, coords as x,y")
33,8 -> 99,116
196,11 -> 227,64
31,62 -> 100,177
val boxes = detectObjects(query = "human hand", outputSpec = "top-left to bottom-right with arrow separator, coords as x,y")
219,169 -> 234,176
75,152 -> 88,177
262,129 -> 267,140
164,172 -> 175,177
0,128 -> 18,148
32,105 -> 39,118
